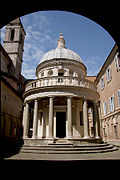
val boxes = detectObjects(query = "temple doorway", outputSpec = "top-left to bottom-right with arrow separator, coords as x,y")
56,112 -> 66,138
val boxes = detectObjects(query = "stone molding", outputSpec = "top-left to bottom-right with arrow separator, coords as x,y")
36,58 -> 86,76
24,86 -> 99,103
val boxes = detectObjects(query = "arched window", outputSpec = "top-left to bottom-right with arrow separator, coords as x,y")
10,29 -> 15,41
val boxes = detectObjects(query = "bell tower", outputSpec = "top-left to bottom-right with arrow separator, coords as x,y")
3,18 -> 26,80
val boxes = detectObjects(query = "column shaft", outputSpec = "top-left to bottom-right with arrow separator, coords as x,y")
23,102 -> 29,138
83,99 -> 89,138
93,102 -> 99,138
49,97 -> 53,138
54,112 -> 56,138
32,99 -> 38,138
41,109 -> 46,138
67,96 -> 72,137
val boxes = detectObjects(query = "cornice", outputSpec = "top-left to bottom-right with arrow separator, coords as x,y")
23,84 -> 99,101
36,58 -> 86,76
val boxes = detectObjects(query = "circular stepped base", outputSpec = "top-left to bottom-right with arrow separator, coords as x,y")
20,143 -> 118,154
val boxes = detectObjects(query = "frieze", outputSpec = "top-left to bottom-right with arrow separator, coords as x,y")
36,59 -> 86,75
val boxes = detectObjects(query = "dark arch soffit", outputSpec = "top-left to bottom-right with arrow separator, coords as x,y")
1,3 -> 120,50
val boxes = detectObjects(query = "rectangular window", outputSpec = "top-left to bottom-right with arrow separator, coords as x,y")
103,102 -> 107,115
115,53 -> 120,70
80,111 -> 83,126
5,94 -> 7,101
58,78 -> 63,83
106,66 -> 112,82
114,126 -> 118,139
10,29 -> 15,41
109,95 -> 115,112
118,90 -> 120,106
100,75 -> 105,89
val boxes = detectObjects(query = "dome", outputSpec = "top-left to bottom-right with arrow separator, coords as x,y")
40,33 -> 83,64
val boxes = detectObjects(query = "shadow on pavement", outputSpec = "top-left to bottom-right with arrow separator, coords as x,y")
0,137 -> 23,160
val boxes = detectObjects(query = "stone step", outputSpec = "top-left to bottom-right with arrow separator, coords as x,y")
21,145 -> 114,151
21,146 -> 118,154
22,143 -> 110,149
21,143 -> 118,154
48,143 -> 73,146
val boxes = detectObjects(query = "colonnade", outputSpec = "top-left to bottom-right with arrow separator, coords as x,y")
22,96 -> 100,139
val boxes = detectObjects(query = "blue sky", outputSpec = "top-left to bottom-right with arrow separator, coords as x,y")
1,11 -> 115,79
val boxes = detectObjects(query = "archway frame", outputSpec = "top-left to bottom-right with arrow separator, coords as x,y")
0,3 -> 119,50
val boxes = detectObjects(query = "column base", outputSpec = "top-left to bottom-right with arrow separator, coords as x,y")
32,136 -> 37,139
23,136 -> 28,139
83,136 -> 90,139
95,136 -> 100,139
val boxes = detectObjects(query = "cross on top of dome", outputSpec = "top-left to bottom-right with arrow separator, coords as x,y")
57,33 -> 65,49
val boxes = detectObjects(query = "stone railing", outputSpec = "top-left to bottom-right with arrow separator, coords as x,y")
25,76 -> 97,92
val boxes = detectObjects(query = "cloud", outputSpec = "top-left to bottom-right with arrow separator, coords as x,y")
21,12 -> 57,79
32,12 -> 52,29
84,56 -> 103,76
22,68 -> 36,79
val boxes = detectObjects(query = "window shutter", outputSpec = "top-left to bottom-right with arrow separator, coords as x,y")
115,55 -> 118,69
109,68 -> 111,79
106,69 -> 108,82
109,97 -> 111,112
103,103 -> 105,115
118,90 -> 120,106
118,57 -> 120,67
112,96 -> 115,111
103,102 -> 107,115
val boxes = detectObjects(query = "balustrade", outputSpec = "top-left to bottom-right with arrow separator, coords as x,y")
25,76 -> 97,92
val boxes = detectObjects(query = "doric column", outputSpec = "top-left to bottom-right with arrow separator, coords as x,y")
67,96 -> 72,138
83,99 -> 89,138
98,101 -> 101,137
41,108 -> 46,138
53,112 -> 56,138
49,97 -> 54,138
32,99 -> 38,139
23,102 -> 29,138
93,101 -> 99,138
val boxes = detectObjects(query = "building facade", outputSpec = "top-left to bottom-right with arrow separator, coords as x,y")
22,33 -> 101,145
95,44 -> 120,146
0,18 -> 26,140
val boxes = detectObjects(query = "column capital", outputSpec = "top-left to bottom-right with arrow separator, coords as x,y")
34,99 -> 38,102
49,96 -> 55,99
67,95 -> 73,99
92,100 -> 100,108
83,97 -> 88,101
92,100 -> 98,104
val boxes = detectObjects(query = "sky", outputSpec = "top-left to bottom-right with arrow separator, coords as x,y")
1,11 -> 115,79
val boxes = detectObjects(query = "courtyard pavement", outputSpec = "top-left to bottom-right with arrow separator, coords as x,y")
3,147 -> 120,160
